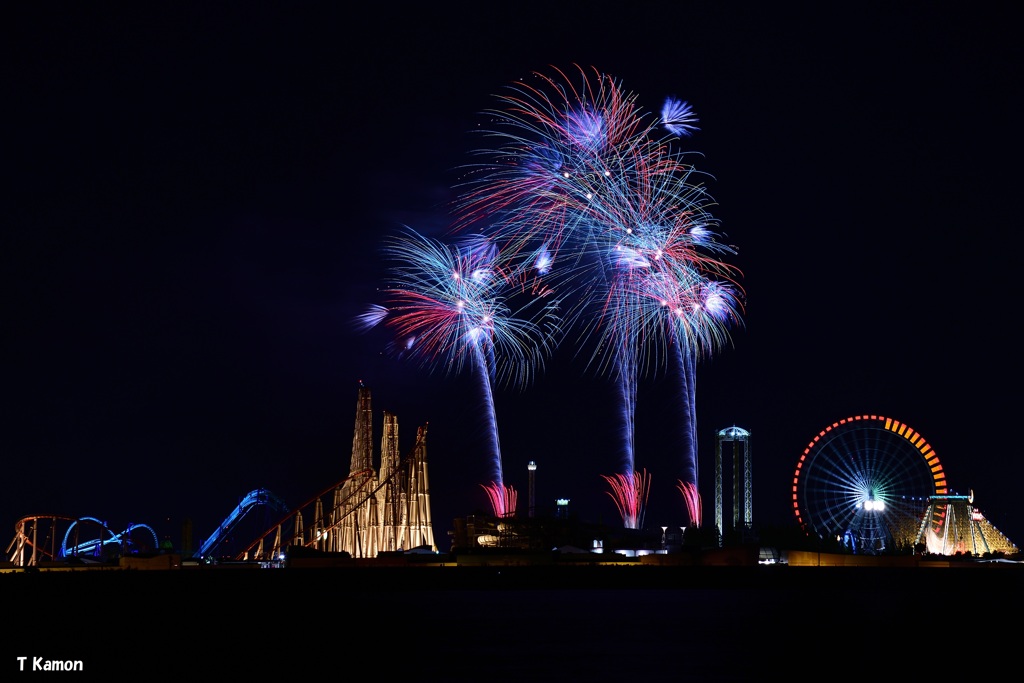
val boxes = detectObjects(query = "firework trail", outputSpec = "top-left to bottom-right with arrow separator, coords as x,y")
616,351 -> 638,478
673,341 -> 698,488
593,232 -> 740,525
669,274 -> 743,505
357,228 -> 558,516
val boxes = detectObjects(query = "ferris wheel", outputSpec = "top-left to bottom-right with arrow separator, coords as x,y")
792,415 -> 948,553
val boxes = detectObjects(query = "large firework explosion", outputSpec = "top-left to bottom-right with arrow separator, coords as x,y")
357,228 -> 558,516
453,65 -> 744,527
363,65 -> 744,527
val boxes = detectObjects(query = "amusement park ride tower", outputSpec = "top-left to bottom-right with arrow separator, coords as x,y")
715,426 -> 752,543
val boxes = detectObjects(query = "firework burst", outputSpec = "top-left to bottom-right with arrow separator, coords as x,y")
601,469 -> 652,530
449,65 -> 745,527
481,481 -> 518,519
360,227 -> 559,494
677,479 -> 702,528
661,97 -> 699,137
366,65 -> 743,528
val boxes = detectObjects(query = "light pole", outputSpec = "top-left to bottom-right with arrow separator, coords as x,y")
528,461 -> 537,518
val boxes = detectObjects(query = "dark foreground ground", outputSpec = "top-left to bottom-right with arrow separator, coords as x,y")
4,563 -> 1020,680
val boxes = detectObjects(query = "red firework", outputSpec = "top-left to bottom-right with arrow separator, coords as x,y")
677,480 -> 702,528
481,481 -> 518,519
601,469 -> 651,529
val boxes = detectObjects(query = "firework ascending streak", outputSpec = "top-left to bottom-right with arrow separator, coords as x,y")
453,65 -> 744,527
358,228 -> 558,517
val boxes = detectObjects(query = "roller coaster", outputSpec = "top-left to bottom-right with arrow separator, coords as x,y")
188,385 -> 435,563
191,488 -> 291,561
194,418 -> 435,562
6,515 -> 161,566
7,385 -> 437,567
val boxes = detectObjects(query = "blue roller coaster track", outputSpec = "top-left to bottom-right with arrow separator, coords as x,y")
193,488 -> 290,561
62,518 -> 159,558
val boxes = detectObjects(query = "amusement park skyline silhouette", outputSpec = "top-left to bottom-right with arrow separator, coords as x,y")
5,5 -> 1023,552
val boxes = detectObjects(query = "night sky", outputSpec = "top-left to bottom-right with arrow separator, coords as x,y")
6,4 -> 1022,553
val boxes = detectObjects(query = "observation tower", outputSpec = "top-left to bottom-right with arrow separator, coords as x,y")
714,426 -> 752,544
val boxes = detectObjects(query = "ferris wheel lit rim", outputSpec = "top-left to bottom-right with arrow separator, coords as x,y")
791,414 -> 948,531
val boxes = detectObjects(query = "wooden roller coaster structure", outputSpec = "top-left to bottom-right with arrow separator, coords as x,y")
228,419 -> 435,562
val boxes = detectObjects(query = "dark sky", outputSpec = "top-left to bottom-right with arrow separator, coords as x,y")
5,4 -> 1022,552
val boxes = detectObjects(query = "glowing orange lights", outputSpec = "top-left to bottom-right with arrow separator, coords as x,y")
791,414 -> 950,536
